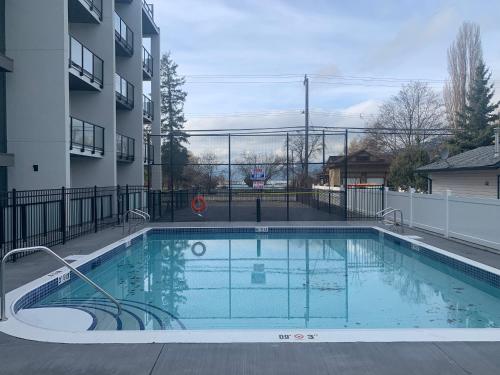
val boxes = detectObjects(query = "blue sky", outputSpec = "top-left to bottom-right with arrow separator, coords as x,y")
150,0 -> 500,132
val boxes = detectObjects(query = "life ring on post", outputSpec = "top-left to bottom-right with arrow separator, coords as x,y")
191,195 -> 207,214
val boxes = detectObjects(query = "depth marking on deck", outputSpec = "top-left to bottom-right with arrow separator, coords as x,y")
278,333 -> 318,341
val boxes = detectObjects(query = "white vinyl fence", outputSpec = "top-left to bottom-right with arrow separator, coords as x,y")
386,189 -> 500,250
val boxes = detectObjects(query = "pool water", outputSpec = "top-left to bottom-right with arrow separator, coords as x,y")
32,231 -> 500,330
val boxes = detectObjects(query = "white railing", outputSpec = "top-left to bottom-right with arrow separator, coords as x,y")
385,188 -> 500,250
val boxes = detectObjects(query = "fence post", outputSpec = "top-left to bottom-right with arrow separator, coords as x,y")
444,189 -> 451,238
228,133 -> 232,221
384,187 -> 389,210
60,187 -> 66,244
125,184 -> 130,213
169,131 -> 174,222
116,185 -> 121,224
409,187 -> 414,228
93,185 -> 98,233
256,198 -> 261,222
11,189 -> 17,258
286,133 -> 290,221
343,129 -> 348,220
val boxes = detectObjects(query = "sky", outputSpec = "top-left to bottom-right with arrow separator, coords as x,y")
148,0 -> 500,141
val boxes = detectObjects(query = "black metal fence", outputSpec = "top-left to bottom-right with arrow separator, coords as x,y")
0,185 -> 148,260
146,130 -> 385,223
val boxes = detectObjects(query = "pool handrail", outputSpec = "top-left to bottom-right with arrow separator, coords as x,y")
0,246 -> 122,321
123,209 -> 150,233
376,207 -> 404,227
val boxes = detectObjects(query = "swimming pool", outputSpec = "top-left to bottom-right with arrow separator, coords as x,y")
2,226 -> 500,343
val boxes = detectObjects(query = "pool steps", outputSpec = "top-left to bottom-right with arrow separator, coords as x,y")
33,298 -> 185,331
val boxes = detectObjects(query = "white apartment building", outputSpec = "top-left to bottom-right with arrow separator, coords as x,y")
4,0 -> 162,190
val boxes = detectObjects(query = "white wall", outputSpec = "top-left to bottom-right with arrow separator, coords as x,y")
386,189 -> 500,250
6,0 -> 70,189
430,170 -> 499,199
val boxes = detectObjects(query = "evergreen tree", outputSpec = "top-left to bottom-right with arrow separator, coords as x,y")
388,147 -> 430,192
160,52 -> 189,189
449,62 -> 499,154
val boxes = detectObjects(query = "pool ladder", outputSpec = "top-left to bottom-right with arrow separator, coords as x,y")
0,246 -> 122,321
376,208 -> 404,232
123,209 -> 150,234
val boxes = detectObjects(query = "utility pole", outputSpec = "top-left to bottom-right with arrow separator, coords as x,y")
304,74 -> 309,185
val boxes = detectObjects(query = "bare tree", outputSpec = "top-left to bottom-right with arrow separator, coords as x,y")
236,152 -> 285,187
368,82 -> 445,153
288,133 -> 322,186
444,22 -> 483,129
183,152 -> 223,190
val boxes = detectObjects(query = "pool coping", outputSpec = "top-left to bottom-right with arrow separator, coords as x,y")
1,225 -> 500,344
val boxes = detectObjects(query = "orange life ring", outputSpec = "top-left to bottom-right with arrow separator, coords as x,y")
191,195 -> 207,213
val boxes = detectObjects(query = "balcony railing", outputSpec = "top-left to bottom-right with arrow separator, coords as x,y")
70,117 -> 105,155
69,36 -> 104,88
143,95 -> 154,122
81,0 -> 103,20
144,143 -> 154,164
142,1 -> 159,34
115,73 -> 134,109
114,12 -> 134,56
116,133 -> 135,162
143,1 -> 154,20
143,46 -> 153,78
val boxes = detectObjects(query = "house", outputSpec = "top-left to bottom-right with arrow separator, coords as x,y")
3,0 -> 162,190
322,150 -> 391,187
417,129 -> 500,199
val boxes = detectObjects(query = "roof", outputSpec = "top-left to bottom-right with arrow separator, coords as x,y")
327,150 -> 391,167
417,145 -> 500,172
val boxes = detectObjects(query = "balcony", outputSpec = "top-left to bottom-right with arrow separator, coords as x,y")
143,95 -> 154,123
116,133 -> 135,162
142,1 -> 159,35
115,73 -> 134,110
144,143 -> 154,164
68,0 -> 102,23
114,12 -> 134,57
143,46 -> 153,80
70,117 -> 104,157
69,36 -> 104,91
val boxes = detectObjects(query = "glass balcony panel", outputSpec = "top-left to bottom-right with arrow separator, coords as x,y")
72,119 -> 84,146
71,38 -> 82,67
95,127 -> 104,150
83,124 -> 94,148
114,13 -> 120,34
83,48 -> 93,75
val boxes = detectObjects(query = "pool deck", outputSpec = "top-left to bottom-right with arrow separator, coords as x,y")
1,221 -> 500,374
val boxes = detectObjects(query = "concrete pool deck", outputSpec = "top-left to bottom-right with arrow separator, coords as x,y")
1,221 -> 500,374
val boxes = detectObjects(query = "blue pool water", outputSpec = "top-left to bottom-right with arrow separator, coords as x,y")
31,230 -> 500,330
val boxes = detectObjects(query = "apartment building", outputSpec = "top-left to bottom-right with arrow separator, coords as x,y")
4,0 -> 162,190
0,0 -> 14,192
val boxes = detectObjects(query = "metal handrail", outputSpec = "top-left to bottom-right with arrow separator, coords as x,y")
376,207 -> 395,217
377,207 -> 404,227
123,209 -> 150,233
133,209 -> 150,221
0,246 -> 122,321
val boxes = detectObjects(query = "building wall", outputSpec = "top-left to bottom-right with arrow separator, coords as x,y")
328,167 -> 387,187
6,0 -> 70,190
115,0 -> 144,187
0,0 -> 7,191
430,170 -> 500,198
4,0 -> 157,191
69,0 -> 117,188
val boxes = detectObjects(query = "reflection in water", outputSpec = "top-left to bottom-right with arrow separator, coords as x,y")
36,233 -> 500,330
